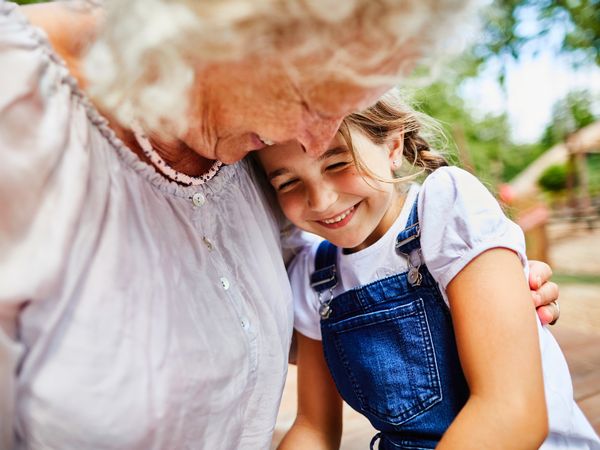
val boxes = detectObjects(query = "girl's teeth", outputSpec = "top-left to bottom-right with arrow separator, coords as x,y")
258,136 -> 274,146
323,207 -> 354,224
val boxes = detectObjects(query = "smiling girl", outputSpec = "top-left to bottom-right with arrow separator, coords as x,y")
257,93 -> 600,449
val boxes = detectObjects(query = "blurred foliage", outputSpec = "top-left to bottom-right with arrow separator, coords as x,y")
12,0 -> 46,4
477,0 -> 600,67
538,163 -> 569,192
413,0 -> 599,187
411,77 -> 548,186
587,154 -> 600,195
541,90 -> 598,147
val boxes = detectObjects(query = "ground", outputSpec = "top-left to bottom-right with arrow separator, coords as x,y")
272,223 -> 600,448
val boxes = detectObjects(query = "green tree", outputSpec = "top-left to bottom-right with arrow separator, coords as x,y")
540,90 -> 598,148
478,0 -> 600,67
538,163 -> 569,192
410,0 -> 600,187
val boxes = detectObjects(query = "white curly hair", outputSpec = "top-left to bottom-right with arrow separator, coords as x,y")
84,0 -> 480,133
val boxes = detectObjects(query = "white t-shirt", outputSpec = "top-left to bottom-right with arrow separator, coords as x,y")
289,166 -> 600,449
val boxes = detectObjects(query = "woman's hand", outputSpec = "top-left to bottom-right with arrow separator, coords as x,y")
528,260 -> 560,325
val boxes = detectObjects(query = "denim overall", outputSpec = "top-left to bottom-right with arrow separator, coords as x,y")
310,200 -> 469,449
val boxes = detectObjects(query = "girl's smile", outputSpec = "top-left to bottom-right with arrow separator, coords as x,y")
314,203 -> 359,229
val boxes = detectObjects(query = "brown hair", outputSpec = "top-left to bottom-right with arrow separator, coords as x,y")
338,94 -> 448,183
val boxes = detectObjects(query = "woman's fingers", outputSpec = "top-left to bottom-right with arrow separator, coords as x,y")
534,281 -> 560,307
536,301 -> 560,326
528,260 -> 553,291
527,260 -> 559,325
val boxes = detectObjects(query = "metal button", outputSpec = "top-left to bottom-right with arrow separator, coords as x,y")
192,192 -> 206,207
240,317 -> 250,330
220,277 -> 230,290
202,236 -> 214,251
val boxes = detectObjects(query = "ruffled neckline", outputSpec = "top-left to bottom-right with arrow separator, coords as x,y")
2,1 -> 236,199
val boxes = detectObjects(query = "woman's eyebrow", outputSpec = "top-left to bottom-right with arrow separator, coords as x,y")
318,146 -> 348,161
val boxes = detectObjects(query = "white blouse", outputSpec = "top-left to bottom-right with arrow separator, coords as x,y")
0,3 -> 294,449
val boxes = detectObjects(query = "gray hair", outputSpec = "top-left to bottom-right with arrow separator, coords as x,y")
84,0 -> 480,133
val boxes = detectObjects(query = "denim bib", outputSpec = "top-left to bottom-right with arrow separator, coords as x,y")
310,199 -> 469,449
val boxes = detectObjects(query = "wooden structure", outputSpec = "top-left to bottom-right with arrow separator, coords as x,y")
506,120 -> 600,262
564,123 -> 600,221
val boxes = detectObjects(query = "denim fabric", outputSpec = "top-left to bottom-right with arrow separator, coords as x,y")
313,200 -> 469,449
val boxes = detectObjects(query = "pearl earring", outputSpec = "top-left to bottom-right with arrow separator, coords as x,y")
393,159 -> 400,168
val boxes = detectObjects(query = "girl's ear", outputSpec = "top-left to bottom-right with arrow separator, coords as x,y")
388,132 -> 404,170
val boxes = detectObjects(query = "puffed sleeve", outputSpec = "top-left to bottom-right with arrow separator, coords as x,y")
0,4 -> 91,447
419,166 -> 528,291
288,242 -> 323,340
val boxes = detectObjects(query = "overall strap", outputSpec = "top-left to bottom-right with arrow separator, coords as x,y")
395,198 -> 420,254
309,240 -> 338,318
395,198 -> 424,286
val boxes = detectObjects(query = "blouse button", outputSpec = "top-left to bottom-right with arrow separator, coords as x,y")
202,236 -> 214,251
220,277 -> 230,290
240,317 -> 250,330
192,192 -> 206,207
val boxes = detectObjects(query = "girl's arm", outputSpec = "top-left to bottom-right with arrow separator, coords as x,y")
278,332 -> 343,450
437,248 -> 548,449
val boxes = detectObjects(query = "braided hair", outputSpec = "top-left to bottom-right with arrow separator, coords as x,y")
338,93 -> 448,184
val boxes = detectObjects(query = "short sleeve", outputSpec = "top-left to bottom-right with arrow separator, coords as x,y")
287,242 -> 323,341
419,167 -> 527,290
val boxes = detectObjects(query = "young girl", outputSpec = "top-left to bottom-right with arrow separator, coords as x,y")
257,93 -> 600,449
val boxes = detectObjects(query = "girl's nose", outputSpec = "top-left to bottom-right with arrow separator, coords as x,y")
307,182 -> 338,213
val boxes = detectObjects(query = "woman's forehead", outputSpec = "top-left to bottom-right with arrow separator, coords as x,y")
217,55 -> 388,116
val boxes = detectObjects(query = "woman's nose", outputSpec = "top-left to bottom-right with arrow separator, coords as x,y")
298,116 -> 343,157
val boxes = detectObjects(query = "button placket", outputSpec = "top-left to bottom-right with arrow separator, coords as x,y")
190,201 -> 258,373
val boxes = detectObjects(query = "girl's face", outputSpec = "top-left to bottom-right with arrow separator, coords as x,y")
258,128 -> 404,252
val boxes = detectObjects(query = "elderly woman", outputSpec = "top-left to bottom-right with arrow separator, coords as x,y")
0,0 -> 559,449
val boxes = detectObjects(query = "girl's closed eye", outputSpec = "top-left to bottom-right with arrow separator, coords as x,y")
275,177 -> 300,192
325,161 -> 351,172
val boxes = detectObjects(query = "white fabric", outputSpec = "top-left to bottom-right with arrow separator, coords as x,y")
0,3 -> 295,449
290,166 -> 600,448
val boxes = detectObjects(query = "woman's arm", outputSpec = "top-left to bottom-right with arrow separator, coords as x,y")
278,332 -> 343,450
438,248 -> 548,449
